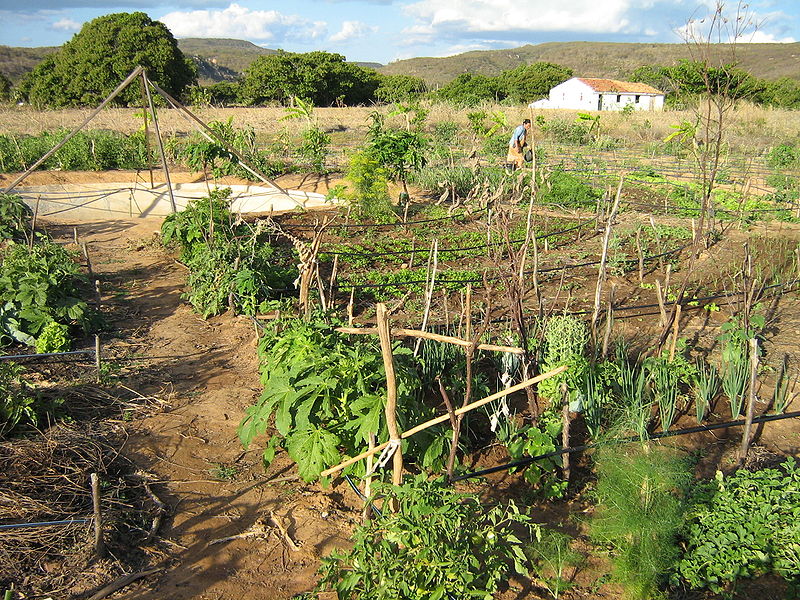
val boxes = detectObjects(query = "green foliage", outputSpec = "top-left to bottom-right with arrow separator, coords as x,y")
375,74 -> 427,104
538,315 -> 589,404
538,118 -> 591,145
591,445 -> 690,600
161,188 -> 295,317
18,12 -> 195,107
693,360 -> 719,424
339,150 -> 396,223
0,194 -> 32,241
500,411 -> 566,498
0,129 -> 152,173
281,98 -> 331,173
0,241 -> 91,346
538,170 -> 603,208
675,459 -> 800,593
499,62 -> 572,103
0,73 -> 10,103
0,362 -> 36,436
239,318 -> 449,482
365,112 -> 429,193
435,73 -> 504,107
240,51 -> 379,106
527,528 -> 582,599
316,475 -> 539,599
718,314 -> 763,418
205,81 -> 241,106
767,143 -> 800,169
35,321 -> 70,354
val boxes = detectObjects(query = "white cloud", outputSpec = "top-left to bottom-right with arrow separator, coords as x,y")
329,21 -> 377,42
159,3 -> 326,42
739,29 -> 796,43
51,17 -> 80,31
402,0 -> 635,41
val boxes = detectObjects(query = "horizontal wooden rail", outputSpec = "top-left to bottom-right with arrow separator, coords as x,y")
335,326 -> 525,355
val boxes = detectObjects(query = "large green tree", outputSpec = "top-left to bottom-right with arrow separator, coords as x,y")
240,51 -> 379,106
19,12 -> 195,108
434,73 -> 504,106
499,62 -> 572,103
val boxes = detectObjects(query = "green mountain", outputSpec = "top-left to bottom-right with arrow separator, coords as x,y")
377,41 -> 800,86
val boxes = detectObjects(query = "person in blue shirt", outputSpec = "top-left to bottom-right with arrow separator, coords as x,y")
506,118 -> 531,170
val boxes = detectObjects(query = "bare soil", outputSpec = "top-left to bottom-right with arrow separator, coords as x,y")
7,169 -> 800,599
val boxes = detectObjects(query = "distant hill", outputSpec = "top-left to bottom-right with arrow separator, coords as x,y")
177,38 -> 277,81
0,45 -> 57,82
377,41 -> 800,86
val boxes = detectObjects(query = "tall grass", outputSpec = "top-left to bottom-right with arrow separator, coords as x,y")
591,444 -> 690,600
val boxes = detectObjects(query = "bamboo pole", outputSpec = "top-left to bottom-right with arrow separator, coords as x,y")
414,239 -> 438,357
376,304 -> 403,492
142,72 -> 177,213
590,176 -> 623,349
3,66 -> 145,193
335,327 -> 525,355
601,283 -> 616,359
319,365 -> 568,478
139,75 -> 154,188
29,195 -> 40,249
739,338 -> 760,465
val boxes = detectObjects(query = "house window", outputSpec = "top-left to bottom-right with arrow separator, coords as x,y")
616,94 -> 621,103
635,94 -> 641,103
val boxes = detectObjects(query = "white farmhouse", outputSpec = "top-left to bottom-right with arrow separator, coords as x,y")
530,77 -> 665,111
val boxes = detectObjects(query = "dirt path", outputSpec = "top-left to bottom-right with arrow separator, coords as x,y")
59,217 -> 356,600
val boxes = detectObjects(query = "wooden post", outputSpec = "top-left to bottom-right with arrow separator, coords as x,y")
347,288 -> 355,326
668,304 -> 682,362
138,75 -> 154,188
362,433 -> 376,523
739,338 -> 760,466
414,239 -> 438,357
601,283 -> 616,359
655,280 -> 667,328
29,195 -> 40,249
376,304 -> 403,497
73,227 -> 78,245
561,383 -> 571,484
328,255 -> 339,303
142,72 -> 177,214
95,334 -> 101,383
82,242 -> 93,277
90,473 -> 106,558
94,279 -> 102,310
591,176 -> 623,350
636,227 -> 644,284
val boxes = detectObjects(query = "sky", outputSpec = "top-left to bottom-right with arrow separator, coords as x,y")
0,0 -> 798,65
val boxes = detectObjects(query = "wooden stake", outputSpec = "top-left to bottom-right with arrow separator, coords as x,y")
328,255 -> 339,303
636,227 -> 644,283
655,280 -> 667,328
591,176 -> 623,350
739,338 -> 760,466
414,239 -> 438,356
376,304 -> 403,494
561,382 -> 571,484
29,195 -> 40,249
601,283 -> 616,359
95,334 -> 101,383
668,304 -> 682,362
90,472 -> 105,558
347,289 -> 355,326
335,328 -> 523,355
320,365 -> 568,478
362,433 -> 376,524
73,227 -> 78,245
142,72 -> 177,213
82,242 -> 93,276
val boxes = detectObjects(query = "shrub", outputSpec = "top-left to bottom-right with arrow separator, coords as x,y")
316,475 -> 538,599
0,193 -> 32,241
766,143 -> 799,169
339,150 -> 396,223
538,170 -> 604,209
675,459 -> 800,593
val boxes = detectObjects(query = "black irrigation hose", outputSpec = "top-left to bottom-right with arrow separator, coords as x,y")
323,219 -> 593,259
452,410 -> 800,482
282,205 -> 490,231
0,518 -> 90,531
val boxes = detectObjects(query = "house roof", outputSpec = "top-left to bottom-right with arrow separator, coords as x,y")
576,78 -> 663,95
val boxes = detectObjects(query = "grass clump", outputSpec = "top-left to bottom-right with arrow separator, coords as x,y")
591,444 -> 690,600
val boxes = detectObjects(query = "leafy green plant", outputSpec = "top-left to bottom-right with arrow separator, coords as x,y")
500,411 -> 566,498
238,317 -> 448,482
0,362 -> 36,436
0,240 -> 91,346
693,359 -> 720,423
538,315 -> 589,405
648,358 -> 678,432
35,321 -> 70,353
527,528 -> 582,599
365,112 -> 429,199
718,314 -> 762,418
0,193 -> 32,241
338,150 -> 396,223
674,459 -> 800,593
591,444 -> 690,600
161,188 -> 296,317
316,475 -> 539,599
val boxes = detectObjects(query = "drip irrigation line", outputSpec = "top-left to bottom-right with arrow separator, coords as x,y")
0,518 -> 90,531
323,219 -> 593,259
0,350 -> 94,361
282,206 -> 490,231
343,474 -> 383,519
453,410 -> 800,482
